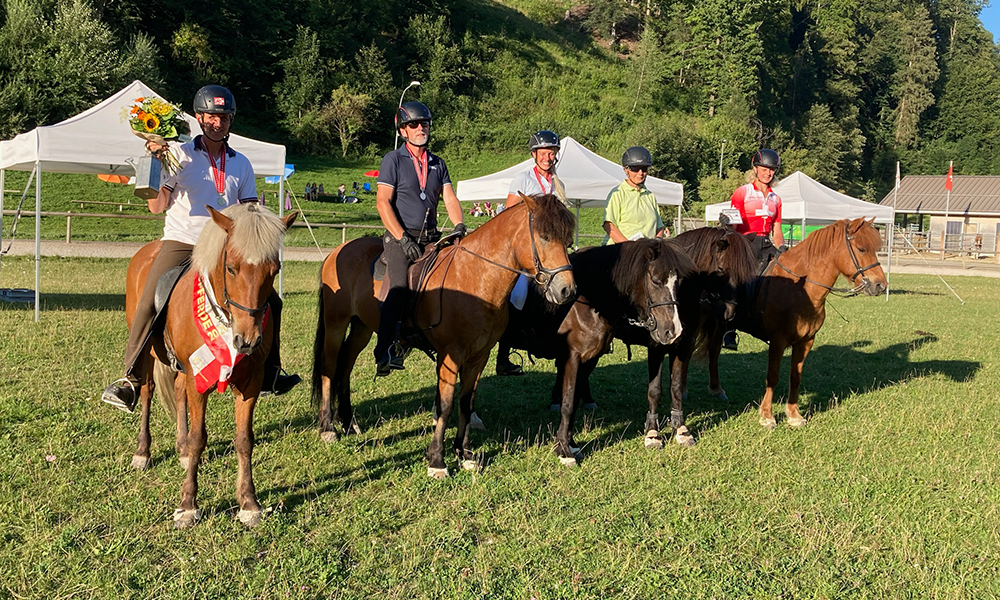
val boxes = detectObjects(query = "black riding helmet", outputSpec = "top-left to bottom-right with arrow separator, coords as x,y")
193,85 -> 236,115
622,146 -> 653,168
529,130 -> 560,151
752,148 -> 781,171
395,101 -> 432,128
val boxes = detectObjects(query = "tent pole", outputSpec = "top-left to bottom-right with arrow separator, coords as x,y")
278,171 -> 285,299
0,168 -> 5,287
35,161 -> 41,321
575,202 -> 580,249
676,204 -> 681,235
885,222 -> 893,301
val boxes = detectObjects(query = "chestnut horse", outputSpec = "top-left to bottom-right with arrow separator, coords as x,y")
312,193 -> 576,478
713,217 -> 887,428
125,204 -> 296,528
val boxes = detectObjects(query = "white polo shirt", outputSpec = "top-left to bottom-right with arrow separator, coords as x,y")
508,166 -> 556,197
160,136 -> 258,245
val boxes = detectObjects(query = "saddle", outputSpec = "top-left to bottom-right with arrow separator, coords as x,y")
371,231 -> 461,303
142,261 -> 190,372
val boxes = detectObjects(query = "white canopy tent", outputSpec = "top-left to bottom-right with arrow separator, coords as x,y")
457,136 -> 683,245
0,80 -> 288,319
704,171 -> 894,226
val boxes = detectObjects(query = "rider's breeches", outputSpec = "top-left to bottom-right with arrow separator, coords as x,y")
374,236 -> 413,356
123,240 -> 284,381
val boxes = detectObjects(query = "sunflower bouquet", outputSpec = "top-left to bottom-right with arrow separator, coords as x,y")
124,96 -> 191,174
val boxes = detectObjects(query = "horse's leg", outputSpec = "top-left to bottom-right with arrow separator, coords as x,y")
318,317 -> 349,443
707,327 -> 728,400
454,351 -> 490,471
549,360 -> 565,412
174,372 -> 190,469
785,337 -> 814,428
234,386 -> 263,527
644,344 -> 668,449
131,368 -> 155,470
575,357 -> 599,421
335,319 -> 371,437
554,351 -> 583,466
428,355 -> 461,479
174,383 -> 207,529
759,343 -> 785,429
669,347 -> 696,447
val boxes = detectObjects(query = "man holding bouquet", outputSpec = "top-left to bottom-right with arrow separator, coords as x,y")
102,85 -> 300,412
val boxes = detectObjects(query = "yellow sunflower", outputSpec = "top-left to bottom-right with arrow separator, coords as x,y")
143,114 -> 160,132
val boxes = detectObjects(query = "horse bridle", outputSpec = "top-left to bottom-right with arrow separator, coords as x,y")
220,246 -> 270,317
456,211 -> 573,296
627,268 -> 679,332
772,224 -> 881,296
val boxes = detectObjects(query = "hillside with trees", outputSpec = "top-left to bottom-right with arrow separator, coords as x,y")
2,0 -> 998,211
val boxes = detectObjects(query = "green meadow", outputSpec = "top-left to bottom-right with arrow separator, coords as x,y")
0,255 -> 997,599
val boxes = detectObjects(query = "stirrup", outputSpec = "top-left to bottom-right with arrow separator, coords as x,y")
101,377 -> 137,413
496,350 -> 525,376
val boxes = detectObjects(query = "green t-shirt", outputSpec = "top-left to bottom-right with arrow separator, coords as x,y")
602,180 -> 663,245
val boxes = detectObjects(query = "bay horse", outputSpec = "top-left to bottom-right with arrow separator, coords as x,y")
312,193 -> 576,478
713,217 -> 887,428
125,204 -> 296,528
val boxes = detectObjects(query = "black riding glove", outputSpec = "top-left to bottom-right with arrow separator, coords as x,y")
453,223 -> 467,239
399,233 -> 423,261
778,244 -> 789,254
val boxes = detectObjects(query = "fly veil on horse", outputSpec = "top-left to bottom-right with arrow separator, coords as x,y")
714,217 -> 887,428
312,193 -> 576,478
125,204 -> 296,528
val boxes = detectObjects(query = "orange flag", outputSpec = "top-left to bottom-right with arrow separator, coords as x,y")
945,162 -> 953,191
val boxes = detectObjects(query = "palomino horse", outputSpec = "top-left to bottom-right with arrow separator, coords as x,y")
312,193 -> 576,478
125,204 -> 296,528
714,217 -> 887,428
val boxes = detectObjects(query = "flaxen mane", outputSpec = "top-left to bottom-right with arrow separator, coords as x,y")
192,203 -> 286,273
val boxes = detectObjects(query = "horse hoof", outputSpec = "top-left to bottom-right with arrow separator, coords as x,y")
644,431 -> 664,450
460,459 -> 479,471
172,509 -> 201,529
581,402 -> 598,411
710,389 -> 729,401
759,417 -> 777,429
320,430 -> 339,444
237,509 -> 263,528
427,467 -> 450,480
787,416 -> 807,428
470,412 -> 485,430
559,455 -> 578,467
178,456 -> 190,470
130,455 -> 151,470
674,429 -> 696,448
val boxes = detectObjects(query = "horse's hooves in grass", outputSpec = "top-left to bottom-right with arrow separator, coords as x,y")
710,388 -> 729,401
427,467 -> 450,480
759,417 -> 777,429
470,412 -> 485,430
172,509 -> 201,529
581,402 -> 598,411
786,416 -> 807,428
674,433 -> 696,447
643,432 -> 664,450
320,430 -> 339,444
178,456 -> 191,470
559,455 -> 578,467
130,454 -> 151,470
237,509 -> 262,528
460,459 -> 479,472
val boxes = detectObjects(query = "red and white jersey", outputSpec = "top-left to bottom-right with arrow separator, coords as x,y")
730,183 -> 781,236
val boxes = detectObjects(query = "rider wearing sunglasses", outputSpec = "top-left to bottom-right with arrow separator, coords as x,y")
602,146 -> 669,245
373,101 -> 466,376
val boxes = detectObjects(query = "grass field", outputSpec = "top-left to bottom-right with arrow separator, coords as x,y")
1,255 -> 998,598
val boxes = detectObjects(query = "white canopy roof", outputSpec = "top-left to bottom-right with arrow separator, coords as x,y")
704,171 -> 894,224
456,136 -> 683,208
0,80 -> 285,176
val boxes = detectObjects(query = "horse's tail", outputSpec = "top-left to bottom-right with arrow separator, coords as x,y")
310,285 -> 326,410
153,361 -> 178,423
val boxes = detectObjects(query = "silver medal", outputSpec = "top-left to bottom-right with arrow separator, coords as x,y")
420,191 -> 426,200
217,194 -> 227,206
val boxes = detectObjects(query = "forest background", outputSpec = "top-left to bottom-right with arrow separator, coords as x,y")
1,0 -> 998,215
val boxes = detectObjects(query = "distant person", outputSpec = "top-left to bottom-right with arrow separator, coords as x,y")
496,130 -> 567,376
310,182 -> 318,201
101,85 -> 299,412
318,183 -> 325,195
304,182 -> 311,200
721,148 -> 785,351
602,146 -> 668,244
471,202 -> 483,217
337,183 -> 346,203
372,101 -> 466,376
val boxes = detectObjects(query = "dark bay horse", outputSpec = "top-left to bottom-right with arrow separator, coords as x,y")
312,193 -> 576,478
714,217 -> 887,428
500,237 -> 700,465
125,204 -> 296,528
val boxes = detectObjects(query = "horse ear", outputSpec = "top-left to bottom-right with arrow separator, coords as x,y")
714,238 -> 731,252
519,192 -> 537,211
867,216 -> 876,226
848,217 -> 865,235
207,206 -> 234,234
283,211 -> 298,231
